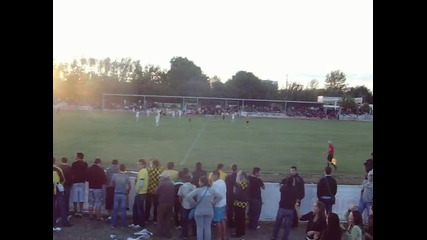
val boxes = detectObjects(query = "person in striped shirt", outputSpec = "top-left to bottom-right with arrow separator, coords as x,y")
145,159 -> 164,223
231,170 -> 250,239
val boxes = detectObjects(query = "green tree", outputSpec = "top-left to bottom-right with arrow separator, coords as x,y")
261,80 -> 279,99
346,85 -> 373,104
167,57 -> 210,96
307,79 -> 319,89
360,103 -> 371,113
324,70 -> 347,96
209,76 -> 226,97
280,82 -> 304,101
338,95 -> 357,113
225,71 -> 266,98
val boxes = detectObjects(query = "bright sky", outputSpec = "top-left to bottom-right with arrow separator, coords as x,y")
53,0 -> 373,91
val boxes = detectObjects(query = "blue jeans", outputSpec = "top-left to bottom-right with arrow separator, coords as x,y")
112,193 -> 127,227
248,199 -> 262,229
358,199 -> 372,225
271,208 -> 294,240
54,192 -> 71,226
53,195 -> 58,227
180,207 -> 196,237
132,194 -> 146,227
63,185 -> 72,218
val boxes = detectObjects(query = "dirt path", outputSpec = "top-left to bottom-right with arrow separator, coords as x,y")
53,215 -> 310,240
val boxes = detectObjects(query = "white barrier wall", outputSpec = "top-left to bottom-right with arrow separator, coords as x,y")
260,183 -> 361,221
73,180 -> 361,221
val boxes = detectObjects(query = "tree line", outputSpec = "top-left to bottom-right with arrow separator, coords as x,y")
53,56 -> 373,107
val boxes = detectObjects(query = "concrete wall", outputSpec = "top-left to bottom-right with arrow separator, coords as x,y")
73,179 -> 361,221
259,183 -> 361,221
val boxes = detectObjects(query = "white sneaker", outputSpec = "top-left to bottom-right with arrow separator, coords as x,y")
128,224 -> 136,228
53,227 -> 61,232
134,229 -> 153,235
134,229 -> 148,235
129,233 -> 151,240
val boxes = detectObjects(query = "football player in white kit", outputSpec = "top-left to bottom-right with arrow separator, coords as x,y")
155,112 -> 160,127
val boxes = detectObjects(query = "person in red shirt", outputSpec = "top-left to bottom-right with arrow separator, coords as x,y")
327,140 -> 337,170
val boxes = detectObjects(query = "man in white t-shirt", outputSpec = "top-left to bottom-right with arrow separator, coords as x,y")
211,170 -> 227,240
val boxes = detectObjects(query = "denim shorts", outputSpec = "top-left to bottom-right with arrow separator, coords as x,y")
72,183 -> 86,202
213,206 -> 226,222
88,188 -> 104,209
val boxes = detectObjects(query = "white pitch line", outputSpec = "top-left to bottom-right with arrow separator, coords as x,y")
180,118 -> 209,165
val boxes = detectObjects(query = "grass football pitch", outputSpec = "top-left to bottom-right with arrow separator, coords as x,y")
53,111 -> 373,177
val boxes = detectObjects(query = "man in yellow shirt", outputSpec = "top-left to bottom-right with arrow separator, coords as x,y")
130,159 -> 149,228
208,163 -> 227,184
162,162 -> 179,181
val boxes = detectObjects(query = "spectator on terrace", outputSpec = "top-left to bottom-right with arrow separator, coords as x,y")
111,164 -> 131,228
105,159 -> 120,221
71,152 -> 88,217
271,175 -> 297,240
86,157 -> 107,221
295,200 -> 327,240
225,163 -> 238,228
163,161 -> 179,181
341,209 -> 363,240
281,166 -> 305,228
58,157 -> 73,222
173,170 -> 185,229
211,170 -> 227,240
177,174 -> 197,239
208,163 -> 227,184
363,153 -> 373,179
185,175 -> 222,240
129,159 -> 149,228
317,166 -> 337,214
247,167 -> 265,230
155,172 -> 176,238
191,162 -> 208,187
53,157 -> 73,229
319,212 -> 342,240
364,205 -> 373,240
358,170 -> 373,225
231,170 -> 250,239
145,159 -> 164,223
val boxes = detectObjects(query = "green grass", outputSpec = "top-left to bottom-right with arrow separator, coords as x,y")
53,111 -> 373,176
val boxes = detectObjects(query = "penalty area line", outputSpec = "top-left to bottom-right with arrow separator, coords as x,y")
179,119 -> 209,165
